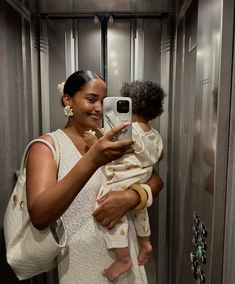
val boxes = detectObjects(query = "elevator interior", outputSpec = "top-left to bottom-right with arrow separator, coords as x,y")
0,0 -> 235,284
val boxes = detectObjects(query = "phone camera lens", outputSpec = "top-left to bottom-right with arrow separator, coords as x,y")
117,100 -> 129,113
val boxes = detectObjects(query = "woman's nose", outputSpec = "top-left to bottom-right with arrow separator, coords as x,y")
94,101 -> 102,113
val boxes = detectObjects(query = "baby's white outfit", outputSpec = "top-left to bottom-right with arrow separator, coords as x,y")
97,122 -> 163,249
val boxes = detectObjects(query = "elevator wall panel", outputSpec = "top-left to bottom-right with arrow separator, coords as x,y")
178,4 -> 197,283
0,1 -> 33,283
223,27 -> 235,283
47,19 -> 67,131
30,0 -> 175,13
170,0 -> 234,283
107,21 -> 131,96
78,20 -> 101,75
0,2 -> 33,228
169,19 -> 185,284
143,20 -> 161,82
47,19 -> 102,131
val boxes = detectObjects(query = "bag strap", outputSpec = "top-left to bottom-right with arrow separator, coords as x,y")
47,133 -> 60,163
20,138 -> 58,175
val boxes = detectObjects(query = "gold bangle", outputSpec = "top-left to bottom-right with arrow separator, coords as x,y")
129,184 -> 148,211
140,184 -> 153,207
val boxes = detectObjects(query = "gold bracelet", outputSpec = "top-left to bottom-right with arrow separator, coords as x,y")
129,184 -> 148,211
140,184 -> 153,207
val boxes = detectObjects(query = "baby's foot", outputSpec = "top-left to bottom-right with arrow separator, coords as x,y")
138,238 -> 152,265
83,130 -> 98,147
102,258 -> 132,281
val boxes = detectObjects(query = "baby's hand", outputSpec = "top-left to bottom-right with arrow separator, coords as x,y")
84,130 -> 98,147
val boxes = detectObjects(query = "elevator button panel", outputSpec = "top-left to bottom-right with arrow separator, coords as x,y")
190,211 -> 208,283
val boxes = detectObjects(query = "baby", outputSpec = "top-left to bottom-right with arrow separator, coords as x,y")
84,80 -> 166,281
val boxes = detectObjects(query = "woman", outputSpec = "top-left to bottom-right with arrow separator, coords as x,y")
26,70 -> 164,283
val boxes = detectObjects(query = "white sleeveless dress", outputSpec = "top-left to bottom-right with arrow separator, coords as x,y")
51,129 -> 148,284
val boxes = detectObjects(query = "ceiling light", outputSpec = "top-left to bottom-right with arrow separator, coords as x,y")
94,15 -> 99,24
108,15 -> 114,24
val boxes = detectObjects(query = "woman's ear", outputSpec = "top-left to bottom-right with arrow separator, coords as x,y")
62,94 -> 71,106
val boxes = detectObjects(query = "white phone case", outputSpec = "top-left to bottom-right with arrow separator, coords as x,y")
103,97 -> 132,140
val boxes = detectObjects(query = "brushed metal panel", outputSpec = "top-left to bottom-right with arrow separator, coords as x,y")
157,18 -> 172,284
191,0 -> 217,280
0,1 -> 33,283
107,20 -> 131,96
210,0 -> 234,282
170,0 -> 233,283
40,18 -> 51,133
77,19 -> 102,75
0,2 -> 33,223
47,19 -> 67,132
46,18 -> 102,132
222,23 -> 235,284
143,19 -> 161,81
169,19 -> 184,284
177,4 -> 197,284
30,0 -> 175,13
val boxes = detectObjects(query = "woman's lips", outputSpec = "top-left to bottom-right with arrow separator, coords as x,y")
90,114 -> 102,120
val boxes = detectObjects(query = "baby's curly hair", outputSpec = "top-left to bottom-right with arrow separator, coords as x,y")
120,80 -> 166,121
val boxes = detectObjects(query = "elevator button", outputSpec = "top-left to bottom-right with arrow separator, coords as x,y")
201,240 -> 207,251
200,271 -> 205,283
192,235 -> 198,247
191,264 -> 197,279
199,222 -> 208,237
192,225 -> 199,237
193,211 -> 198,219
198,236 -> 207,250
190,252 -> 195,263
201,254 -> 206,264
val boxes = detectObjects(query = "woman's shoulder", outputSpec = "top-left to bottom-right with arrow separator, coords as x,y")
39,133 -> 54,144
29,129 -> 61,154
38,129 -> 61,147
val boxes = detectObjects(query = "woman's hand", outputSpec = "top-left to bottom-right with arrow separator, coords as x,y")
93,189 -> 140,229
87,123 -> 134,167
93,171 -> 164,229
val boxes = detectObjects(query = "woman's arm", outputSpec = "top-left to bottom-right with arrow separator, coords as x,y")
146,169 -> 164,197
93,170 -> 164,229
26,123 -> 133,230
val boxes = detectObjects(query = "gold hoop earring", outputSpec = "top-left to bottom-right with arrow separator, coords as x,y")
64,105 -> 74,117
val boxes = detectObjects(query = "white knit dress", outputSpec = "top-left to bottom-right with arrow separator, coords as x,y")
50,129 -> 148,284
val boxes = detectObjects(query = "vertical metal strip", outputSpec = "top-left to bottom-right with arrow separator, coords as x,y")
130,19 -> 135,81
101,16 -> 108,81
74,19 -> 79,71
158,17 -> 171,284
210,0 -> 235,282
222,13 -> 235,283
30,17 -> 41,137
65,19 -> 75,76
135,19 -> 144,80
40,17 -> 51,133
21,16 -> 29,141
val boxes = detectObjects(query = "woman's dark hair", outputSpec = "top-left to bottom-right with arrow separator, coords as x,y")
120,80 -> 166,121
62,70 -> 103,105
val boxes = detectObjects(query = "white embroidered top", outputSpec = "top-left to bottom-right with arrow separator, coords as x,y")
50,129 -> 148,284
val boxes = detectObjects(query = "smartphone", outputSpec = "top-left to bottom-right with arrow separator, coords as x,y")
103,97 -> 132,140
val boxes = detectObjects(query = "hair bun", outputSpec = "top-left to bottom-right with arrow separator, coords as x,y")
57,82 -> 65,96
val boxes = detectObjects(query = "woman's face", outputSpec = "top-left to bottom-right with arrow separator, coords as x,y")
70,78 -> 107,130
